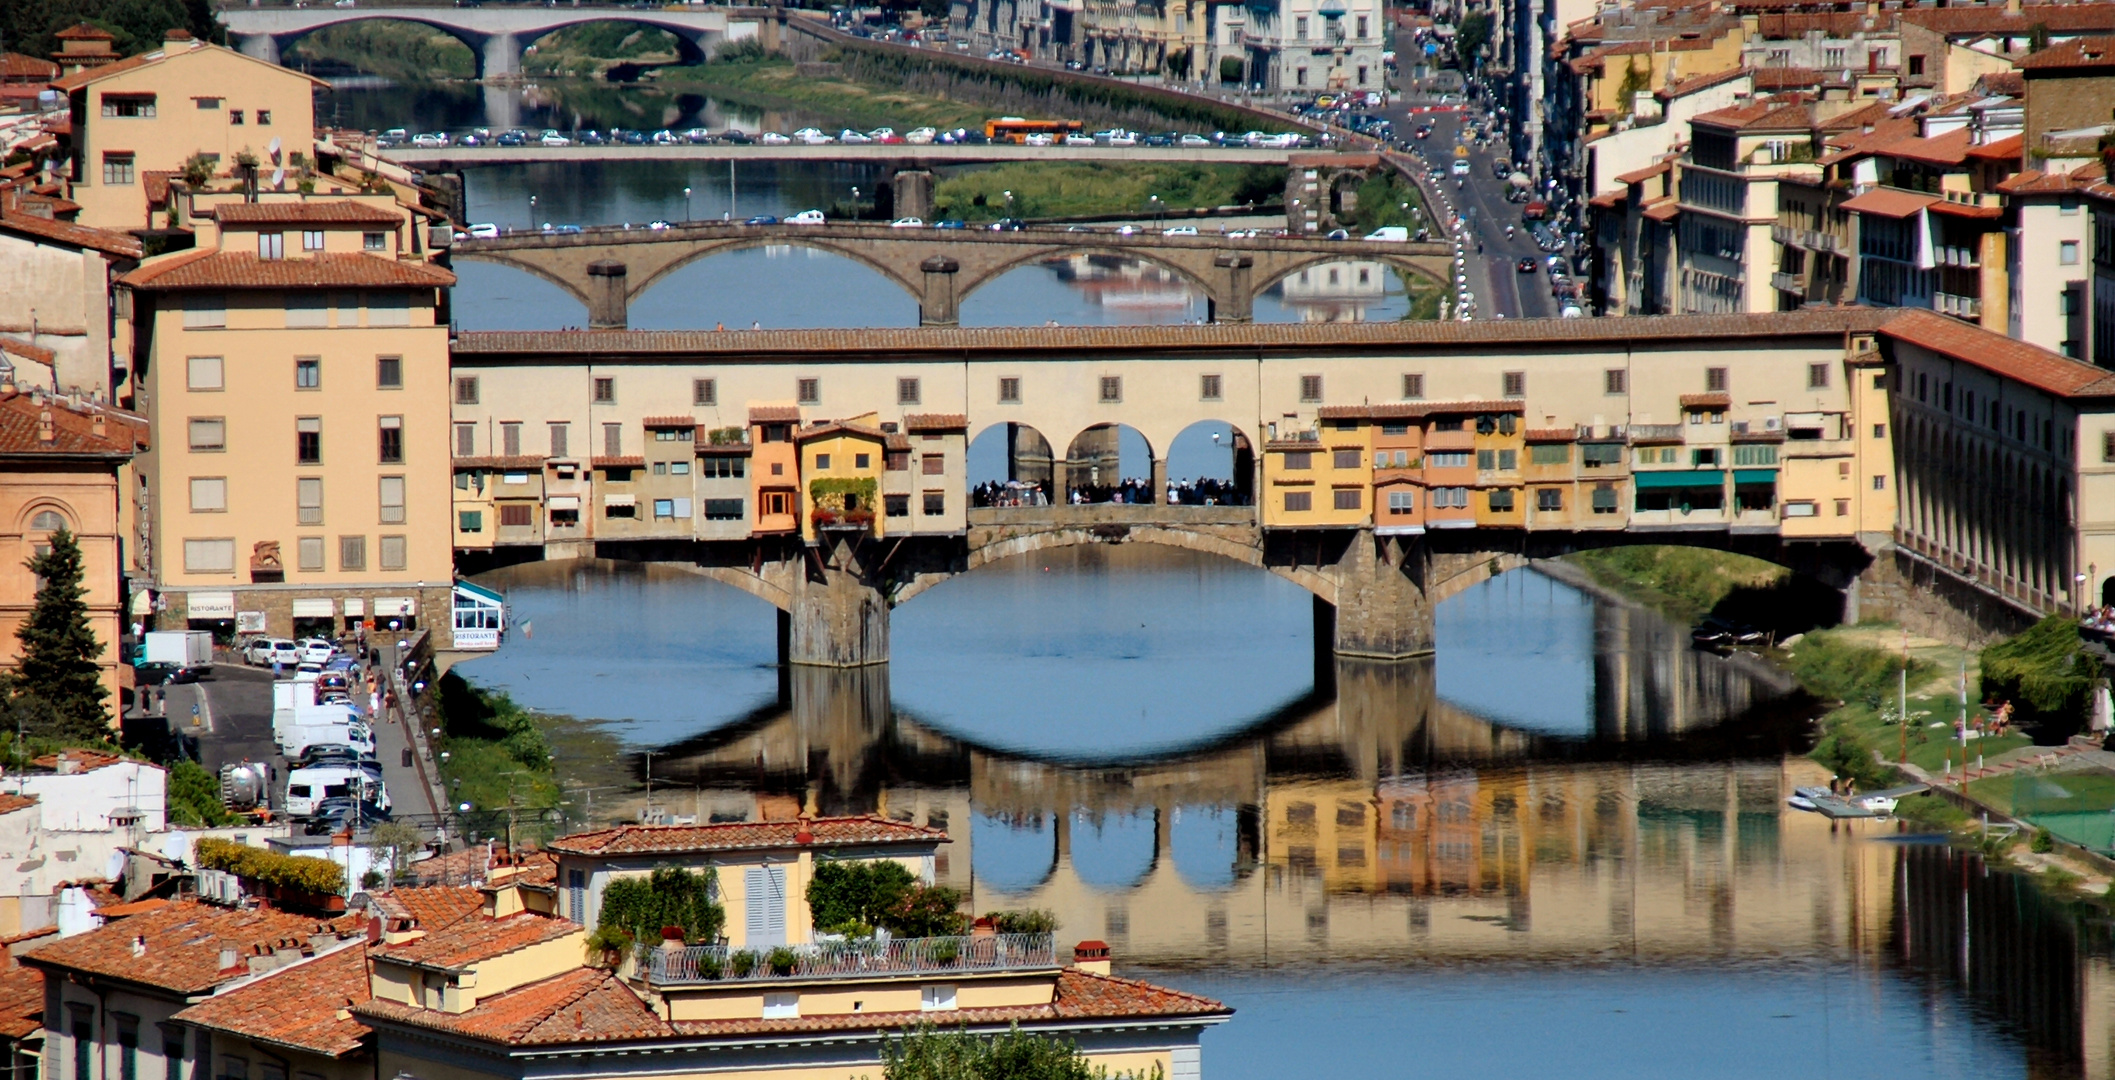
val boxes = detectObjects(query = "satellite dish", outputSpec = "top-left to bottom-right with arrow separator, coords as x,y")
268,137 -> 282,163
270,168 -> 285,189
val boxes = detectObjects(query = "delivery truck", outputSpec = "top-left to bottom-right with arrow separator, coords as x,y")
143,630 -> 213,671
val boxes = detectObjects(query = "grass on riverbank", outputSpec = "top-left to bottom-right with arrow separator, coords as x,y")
1563,546 -> 1790,624
435,672 -> 562,821
659,55 -> 993,133
288,22 -> 474,82
932,161 -> 1283,222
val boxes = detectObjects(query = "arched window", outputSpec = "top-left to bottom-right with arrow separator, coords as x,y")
28,510 -> 64,532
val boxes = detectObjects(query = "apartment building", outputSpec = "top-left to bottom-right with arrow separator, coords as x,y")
1228,0 -> 1388,95
0,211 -> 141,398
51,31 -> 324,231
120,194 -> 456,641
1676,100 -> 1825,314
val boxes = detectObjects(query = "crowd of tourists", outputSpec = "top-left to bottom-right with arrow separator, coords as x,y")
969,478 -> 1252,507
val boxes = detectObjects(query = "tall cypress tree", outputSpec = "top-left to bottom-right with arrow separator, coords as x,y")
14,527 -> 109,742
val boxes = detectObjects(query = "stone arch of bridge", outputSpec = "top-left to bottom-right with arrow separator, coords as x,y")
513,17 -> 716,64
892,525 -> 1336,607
625,236 -> 928,310
260,15 -> 489,69
951,244 -> 1228,313
254,13 -> 717,75
1250,249 -> 1450,301
446,251 -> 597,316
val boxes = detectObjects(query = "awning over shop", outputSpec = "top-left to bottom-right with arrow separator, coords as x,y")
1732,469 -> 1778,485
1633,470 -> 1724,489
291,598 -> 335,618
603,494 -> 637,507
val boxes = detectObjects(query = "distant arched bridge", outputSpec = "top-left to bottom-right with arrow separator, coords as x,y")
218,5 -> 767,79
445,221 -> 1455,326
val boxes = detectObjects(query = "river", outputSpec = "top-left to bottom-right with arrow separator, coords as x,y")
449,551 -> 2115,1080
322,81 -> 1419,328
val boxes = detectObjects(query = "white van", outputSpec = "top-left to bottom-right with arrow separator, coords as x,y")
285,764 -> 389,819
282,719 -> 375,762
787,209 -> 827,225
1363,226 -> 1410,242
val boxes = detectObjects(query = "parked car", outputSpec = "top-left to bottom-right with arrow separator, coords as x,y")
299,638 -> 336,665
1163,225 -> 1198,236
905,127 -> 937,144
787,209 -> 827,225
838,129 -> 873,144
1179,133 -> 1212,148
889,217 -> 925,228
245,638 -> 300,666
744,214 -> 780,225
793,128 -> 832,144
758,131 -> 791,144
682,128 -> 714,143
461,222 -> 500,239
539,131 -> 571,147
1517,257 -> 1538,273
932,219 -> 966,229
133,661 -> 201,687
719,129 -> 753,144
651,129 -> 679,145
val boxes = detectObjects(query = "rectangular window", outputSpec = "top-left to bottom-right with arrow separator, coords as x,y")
454,423 -> 476,457
1807,363 -> 1830,389
922,453 -> 945,476
603,423 -> 622,457
1488,488 -> 1516,512
257,110 -> 271,125
1386,490 -> 1415,512
188,417 -> 226,452
704,498 -> 745,520
189,477 -> 227,513
501,422 -> 521,457
296,477 -> 323,525
339,535 -> 366,571
1403,373 -> 1424,399
852,453 -> 870,470
454,376 -> 480,404
183,538 -> 235,573
1530,444 -> 1569,465
1536,488 -> 1562,511
593,377 -> 616,404
1582,443 -> 1622,467
296,417 -> 321,464
1296,15 -> 1308,38
1300,375 -> 1323,402
1427,451 -> 1469,468
998,377 -> 1021,403
377,355 -> 403,389
885,493 -> 910,517
379,476 -> 406,524
653,498 -> 675,519
1497,449 -> 1517,470
295,356 -> 320,389
815,453 -> 832,470
1100,376 -> 1123,403
1835,499 -> 1850,516
297,536 -> 325,571
1872,474 -> 1886,491
101,153 -> 135,185
1332,449 -> 1359,469
1872,424 -> 1886,439
1476,449 -> 1493,470
1282,451 -> 1312,470
229,109 -> 243,125
1284,491 -> 1312,512
1200,374 -> 1223,400
459,510 -> 482,532
286,295 -> 324,328
693,377 -> 716,406
923,492 -> 947,516
549,422 -> 569,458
257,232 -> 284,260
1604,369 -> 1627,394
898,377 -> 921,405
2061,240 -> 2081,266
798,377 -> 821,404
363,232 -> 386,252
302,230 -> 324,252
1706,367 -> 1728,392
1731,444 -> 1778,466
187,356 -> 223,391
1502,371 -> 1526,398
1333,488 -> 1361,510
886,450 -> 909,471
1592,484 -> 1618,512
499,504 -> 532,527
378,535 -> 407,571
183,294 -> 225,329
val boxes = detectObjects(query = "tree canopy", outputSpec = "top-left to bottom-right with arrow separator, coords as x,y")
1,0 -> 223,63
8,527 -> 109,743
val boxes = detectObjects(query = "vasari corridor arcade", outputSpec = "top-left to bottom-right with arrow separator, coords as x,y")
442,307 -> 2111,666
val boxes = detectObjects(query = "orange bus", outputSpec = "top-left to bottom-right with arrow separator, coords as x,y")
985,117 -> 1086,143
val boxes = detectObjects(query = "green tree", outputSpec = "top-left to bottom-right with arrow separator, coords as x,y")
167,760 -> 233,826
11,528 -> 109,742
1454,12 -> 1491,70
592,866 -> 724,951
883,1024 -> 1162,1080
367,820 -> 427,884
0,0 -> 222,62
808,859 -> 916,935
887,883 -> 969,938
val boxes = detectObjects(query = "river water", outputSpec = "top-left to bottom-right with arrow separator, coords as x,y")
323,81 -> 1416,328
452,551 -> 2115,1080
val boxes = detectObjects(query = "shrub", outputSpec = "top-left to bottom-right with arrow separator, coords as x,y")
597,866 -> 724,946
767,946 -> 798,976
2031,827 -> 2056,854
809,859 -> 916,934
167,759 -> 234,827
883,1023 -> 1162,1080
727,950 -> 758,978
194,837 -> 346,894
889,884 -> 969,938
985,909 -> 1059,935
1982,616 -> 2097,722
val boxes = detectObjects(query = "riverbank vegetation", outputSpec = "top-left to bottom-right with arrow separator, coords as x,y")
1564,546 -> 1793,624
288,22 -> 474,82
931,162 -> 1283,223
662,53 -> 994,133
434,672 -> 563,821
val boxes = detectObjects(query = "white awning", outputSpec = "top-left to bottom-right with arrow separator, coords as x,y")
603,494 -> 637,507
291,598 -> 335,618
547,495 -> 581,510
187,591 -> 235,619
343,598 -> 366,617
374,597 -> 417,617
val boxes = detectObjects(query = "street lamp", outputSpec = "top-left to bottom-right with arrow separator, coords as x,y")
682,185 -> 691,222
1150,193 -> 1163,227
527,193 -> 537,230
1004,190 -> 1015,217
851,186 -> 861,219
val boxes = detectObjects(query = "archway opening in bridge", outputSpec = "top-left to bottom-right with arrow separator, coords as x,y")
1070,808 -> 1158,891
518,23 -> 701,79
958,254 -> 1208,327
971,810 -> 1058,894
1061,423 -> 1153,502
967,423 -> 1055,506
450,262 -> 589,331
628,246 -> 920,329
1165,420 -> 1255,505
1255,259 -> 1433,323
284,20 -> 476,80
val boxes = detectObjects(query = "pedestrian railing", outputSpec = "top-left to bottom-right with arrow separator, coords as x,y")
643,932 -> 1056,985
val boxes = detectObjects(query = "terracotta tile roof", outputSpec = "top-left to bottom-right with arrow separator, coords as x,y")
1659,66 -> 1749,99
0,54 -> 58,81
794,420 -> 886,444
1751,67 -> 1823,91
1968,133 -> 2024,162
903,413 -> 967,432
548,815 -> 946,857
1694,100 -> 1813,132
1819,102 -> 1897,134
171,944 -> 370,1057
640,415 -> 697,428
50,50 -> 158,92
592,455 -> 645,468
2019,35 -> 2115,70
377,912 -> 579,973
1617,160 -> 1671,185
1878,128 -> 1971,166
142,171 -> 177,207
0,794 -> 34,816
456,311 -> 1904,360
0,212 -> 141,258
0,394 -> 147,459
20,900 -> 363,995
94,899 -> 173,919
121,250 -> 453,290
207,201 -> 405,226
30,749 -> 122,772
454,455 -> 546,471
748,405 -> 803,423
54,24 -> 114,41
1928,199 -> 2002,220
0,965 -> 41,1040
370,886 -> 483,930
1998,167 -> 2096,195
1904,5 -> 2115,37
0,337 -> 54,366
1679,392 -> 1732,408
405,844 -> 551,887
1524,428 -> 1578,443
1840,187 -> 1938,218
1643,198 -> 1682,222
1880,308 -> 2115,398
358,967 -> 1226,1048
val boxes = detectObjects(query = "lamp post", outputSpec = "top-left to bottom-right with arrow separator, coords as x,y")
851,185 -> 861,220
682,185 -> 692,222
1150,193 -> 1163,227
527,193 -> 537,231
1004,189 -> 1015,218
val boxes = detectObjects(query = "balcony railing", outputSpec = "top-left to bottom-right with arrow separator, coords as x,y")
1935,292 -> 1982,319
644,932 -> 1057,986
1770,271 -> 1805,296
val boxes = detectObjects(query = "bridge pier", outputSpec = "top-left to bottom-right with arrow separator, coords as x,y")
480,31 -> 521,81
784,536 -> 890,667
586,260 -> 628,330
235,33 -> 280,65
919,256 -> 960,327
1324,532 -> 1436,659
1209,255 -> 1254,323
893,170 -> 935,222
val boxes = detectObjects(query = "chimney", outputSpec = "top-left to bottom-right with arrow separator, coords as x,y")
1072,940 -> 1111,976
793,814 -> 814,846
2005,0 -> 2021,13
130,935 -> 146,958
162,28 -> 195,53
218,946 -> 239,971
35,409 -> 54,447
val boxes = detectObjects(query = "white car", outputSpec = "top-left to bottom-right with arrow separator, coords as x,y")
905,127 -> 937,144
410,132 -> 448,148
298,638 -> 336,665
1163,225 -> 1198,236
787,209 -> 827,225
540,131 -> 571,147
1023,132 -> 1054,146
759,131 -> 792,145
793,128 -> 832,144
838,129 -> 873,144
244,638 -> 297,666
1105,130 -> 1138,147
866,127 -> 896,141
889,217 -> 925,228
1364,226 -> 1410,242
1063,133 -> 1095,146
456,222 -> 499,240
1179,133 -> 1212,147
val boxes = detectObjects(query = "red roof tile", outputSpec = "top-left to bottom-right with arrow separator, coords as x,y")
2019,35 -> 2115,71
902,413 -> 967,432
378,912 -> 578,972
1694,100 -> 1813,132
121,250 -> 453,290
208,201 -> 406,226
1880,308 -> 2115,398
592,455 -> 645,468
1617,160 -> 1672,185
142,171 -> 176,207
370,886 -> 483,931
1840,187 -> 1938,218
0,212 -> 141,258
1643,198 -> 1682,222
0,965 -> 41,1040
1877,128 -> 1971,167
749,406 -> 803,423
1524,428 -> 1578,443
0,394 -> 147,459
0,794 -> 34,817
171,944 -> 371,1057
1679,392 -> 1732,408
548,815 -> 946,857
794,421 -> 886,444
1968,133 -> 2024,162
53,24 -> 114,41
1316,399 -> 1526,420
1751,67 -> 1823,91
20,901 -> 364,995
406,845 -> 551,887
641,415 -> 697,428
0,337 -> 54,366
0,54 -> 58,81
1658,66 -> 1749,99
1904,5 -> 2115,38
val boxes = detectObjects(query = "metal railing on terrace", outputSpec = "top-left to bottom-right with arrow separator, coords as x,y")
643,932 -> 1057,985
